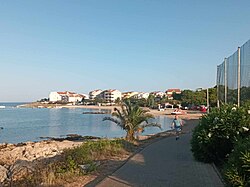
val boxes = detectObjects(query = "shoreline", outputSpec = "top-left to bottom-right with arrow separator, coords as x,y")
0,105 -> 202,146
0,117 -> 200,185
18,102 -> 204,120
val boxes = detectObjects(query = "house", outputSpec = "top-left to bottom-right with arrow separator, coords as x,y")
49,91 -> 75,102
166,89 -> 181,100
133,92 -> 150,99
122,91 -> 139,99
49,92 -> 63,102
89,89 -> 102,100
150,91 -> 166,98
49,91 -> 86,104
68,94 -> 85,103
81,94 -> 89,100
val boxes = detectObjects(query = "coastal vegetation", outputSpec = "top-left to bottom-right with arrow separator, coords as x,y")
103,100 -> 161,141
174,87 -> 217,107
125,87 -> 217,109
191,105 -> 250,186
6,139 -> 136,186
223,137 -> 250,187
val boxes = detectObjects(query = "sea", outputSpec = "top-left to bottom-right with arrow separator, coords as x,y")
0,102 -> 173,144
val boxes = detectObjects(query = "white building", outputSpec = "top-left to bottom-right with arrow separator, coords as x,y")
103,89 -> 122,103
49,91 -> 86,103
122,91 -> 139,99
81,94 -> 89,100
151,91 -> 166,98
133,92 -> 150,99
49,92 -> 62,102
89,89 -> 102,100
68,94 -> 85,103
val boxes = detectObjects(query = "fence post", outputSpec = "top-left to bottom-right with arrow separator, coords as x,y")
237,47 -> 241,107
207,88 -> 209,113
224,58 -> 227,104
217,65 -> 220,108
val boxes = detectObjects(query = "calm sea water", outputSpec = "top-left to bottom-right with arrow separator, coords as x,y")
0,103 -> 173,144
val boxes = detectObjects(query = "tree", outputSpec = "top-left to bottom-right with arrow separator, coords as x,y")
115,97 -> 121,105
173,92 -> 181,101
93,97 -> 106,105
146,94 -> 155,108
180,90 -> 194,106
208,87 -> 217,107
103,100 -> 161,141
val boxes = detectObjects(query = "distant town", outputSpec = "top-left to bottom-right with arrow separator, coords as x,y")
28,87 -> 217,112
47,88 -> 182,105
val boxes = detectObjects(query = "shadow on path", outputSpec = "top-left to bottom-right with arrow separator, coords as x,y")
86,119 -> 224,187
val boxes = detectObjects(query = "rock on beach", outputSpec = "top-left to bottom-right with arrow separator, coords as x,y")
0,140 -> 83,166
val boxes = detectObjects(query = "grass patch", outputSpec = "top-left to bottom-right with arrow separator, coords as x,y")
10,139 -> 135,186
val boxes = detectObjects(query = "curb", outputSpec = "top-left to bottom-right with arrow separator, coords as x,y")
211,163 -> 226,186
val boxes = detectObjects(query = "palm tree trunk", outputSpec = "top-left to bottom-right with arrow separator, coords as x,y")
126,129 -> 135,141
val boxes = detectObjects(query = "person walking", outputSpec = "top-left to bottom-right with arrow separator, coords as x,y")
172,115 -> 183,140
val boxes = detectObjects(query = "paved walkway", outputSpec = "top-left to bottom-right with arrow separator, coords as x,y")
95,121 -> 224,187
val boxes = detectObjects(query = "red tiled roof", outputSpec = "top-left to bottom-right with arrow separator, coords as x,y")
105,89 -> 119,93
166,89 -> 181,93
57,92 -> 67,94
57,91 -> 76,95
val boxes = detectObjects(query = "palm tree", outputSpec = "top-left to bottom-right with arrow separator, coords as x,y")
103,100 -> 161,141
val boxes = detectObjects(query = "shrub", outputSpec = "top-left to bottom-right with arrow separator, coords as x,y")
191,105 -> 250,164
12,139 -> 135,186
223,137 -> 250,187
56,139 -> 134,174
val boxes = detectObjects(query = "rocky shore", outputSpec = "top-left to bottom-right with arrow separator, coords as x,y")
0,137 -> 100,183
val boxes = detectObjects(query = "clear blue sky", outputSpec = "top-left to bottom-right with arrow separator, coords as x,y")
1,0 -> 250,102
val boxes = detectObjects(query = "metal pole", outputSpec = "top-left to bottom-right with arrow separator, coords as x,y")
217,65 -> 220,108
237,47 -> 241,107
207,88 -> 209,113
224,58 -> 227,104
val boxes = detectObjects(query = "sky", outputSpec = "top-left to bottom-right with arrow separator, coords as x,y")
0,0 -> 250,102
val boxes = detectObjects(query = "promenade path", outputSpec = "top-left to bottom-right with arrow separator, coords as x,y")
94,120 -> 224,187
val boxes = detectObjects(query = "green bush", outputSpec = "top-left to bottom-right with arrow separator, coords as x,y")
223,137 -> 250,187
55,139 -> 134,174
191,105 -> 250,164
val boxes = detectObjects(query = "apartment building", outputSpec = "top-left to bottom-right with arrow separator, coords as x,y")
89,89 -> 102,100
102,89 -> 122,103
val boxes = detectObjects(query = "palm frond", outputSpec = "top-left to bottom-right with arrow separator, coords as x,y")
141,122 -> 162,130
102,100 -> 161,141
103,117 -> 125,129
